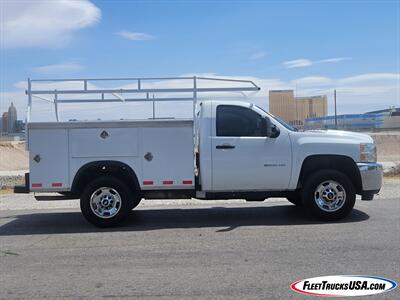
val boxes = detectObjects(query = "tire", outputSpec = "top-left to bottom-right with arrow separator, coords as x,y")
80,176 -> 133,227
129,194 -> 142,210
302,169 -> 356,221
287,192 -> 303,206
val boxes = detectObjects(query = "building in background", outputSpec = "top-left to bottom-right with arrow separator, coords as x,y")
304,107 -> 400,130
294,95 -> 328,126
268,90 -> 294,124
0,102 -> 25,140
1,112 -> 8,133
269,90 -> 328,127
0,102 -> 21,134
7,102 -> 17,133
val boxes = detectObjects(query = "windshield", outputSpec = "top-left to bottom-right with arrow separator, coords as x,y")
253,104 -> 298,132
273,116 -> 298,131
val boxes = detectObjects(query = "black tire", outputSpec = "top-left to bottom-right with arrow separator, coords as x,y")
80,176 -> 133,227
287,192 -> 303,206
129,194 -> 142,210
302,169 -> 356,221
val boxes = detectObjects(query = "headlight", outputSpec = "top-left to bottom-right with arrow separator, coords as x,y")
360,143 -> 377,162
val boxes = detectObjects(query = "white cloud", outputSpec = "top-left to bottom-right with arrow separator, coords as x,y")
0,0 -> 101,48
288,73 -> 400,115
283,59 -> 312,68
33,62 -> 84,74
317,57 -> 352,64
116,31 -> 154,41
291,73 -> 399,97
338,73 -> 400,84
249,52 -> 266,60
283,57 -> 352,69
327,73 -> 400,97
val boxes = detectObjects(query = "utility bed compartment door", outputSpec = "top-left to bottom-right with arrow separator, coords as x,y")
142,126 -> 194,189
29,129 -> 69,190
69,128 -> 139,157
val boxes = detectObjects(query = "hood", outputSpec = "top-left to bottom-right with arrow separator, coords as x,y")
301,129 -> 374,143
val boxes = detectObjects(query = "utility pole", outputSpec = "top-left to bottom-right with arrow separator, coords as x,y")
295,83 -> 298,127
334,89 -> 338,129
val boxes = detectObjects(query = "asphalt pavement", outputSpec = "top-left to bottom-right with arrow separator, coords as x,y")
0,179 -> 399,299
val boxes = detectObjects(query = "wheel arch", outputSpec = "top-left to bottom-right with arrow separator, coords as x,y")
71,160 -> 141,195
297,155 -> 362,194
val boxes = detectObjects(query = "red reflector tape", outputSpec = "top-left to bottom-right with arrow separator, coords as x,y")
143,181 -> 153,185
32,183 -> 42,188
52,182 -> 62,187
163,180 -> 173,185
182,180 -> 193,185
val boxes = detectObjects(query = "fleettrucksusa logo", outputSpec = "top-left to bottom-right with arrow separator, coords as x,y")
291,275 -> 397,297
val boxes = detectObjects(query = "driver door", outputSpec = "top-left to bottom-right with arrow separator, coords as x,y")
211,104 -> 291,191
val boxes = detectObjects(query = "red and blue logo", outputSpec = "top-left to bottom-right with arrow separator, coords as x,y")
291,275 -> 397,297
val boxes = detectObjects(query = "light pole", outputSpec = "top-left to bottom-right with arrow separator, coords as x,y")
334,89 -> 338,129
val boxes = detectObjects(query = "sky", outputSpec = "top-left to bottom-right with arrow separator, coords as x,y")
1,0 -> 399,121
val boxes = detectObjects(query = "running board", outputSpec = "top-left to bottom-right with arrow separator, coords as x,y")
35,193 -> 79,201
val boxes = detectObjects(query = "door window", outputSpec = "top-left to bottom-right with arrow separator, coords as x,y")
216,105 -> 264,137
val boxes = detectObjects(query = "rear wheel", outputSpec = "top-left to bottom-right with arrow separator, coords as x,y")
80,176 -> 133,227
302,170 -> 356,221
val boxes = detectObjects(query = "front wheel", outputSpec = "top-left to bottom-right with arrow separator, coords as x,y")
80,176 -> 133,227
302,170 -> 356,221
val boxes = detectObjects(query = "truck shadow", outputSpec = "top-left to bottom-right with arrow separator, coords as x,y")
0,205 -> 369,236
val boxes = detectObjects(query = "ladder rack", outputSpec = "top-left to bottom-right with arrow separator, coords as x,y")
26,76 -> 260,122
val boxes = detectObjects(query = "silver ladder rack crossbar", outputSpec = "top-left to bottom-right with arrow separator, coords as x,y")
56,97 -> 198,103
26,76 -> 260,122
29,87 -> 259,95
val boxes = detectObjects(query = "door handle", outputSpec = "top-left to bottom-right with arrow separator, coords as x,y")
216,144 -> 235,149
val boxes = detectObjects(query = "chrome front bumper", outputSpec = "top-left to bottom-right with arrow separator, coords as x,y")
357,163 -> 383,199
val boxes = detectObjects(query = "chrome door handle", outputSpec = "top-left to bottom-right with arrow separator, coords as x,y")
216,145 -> 235,149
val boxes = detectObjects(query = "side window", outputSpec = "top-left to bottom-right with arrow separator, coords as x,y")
216,105 -> 264,137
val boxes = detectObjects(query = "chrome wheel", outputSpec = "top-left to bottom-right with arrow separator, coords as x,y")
90,187 -> 122,219
314,180 -> 346,212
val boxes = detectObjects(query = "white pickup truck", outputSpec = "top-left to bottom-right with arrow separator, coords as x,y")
16,76 -> 383,227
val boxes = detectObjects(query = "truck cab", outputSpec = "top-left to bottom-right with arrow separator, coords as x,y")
17,77 -> 383,227
198,100 -> 382,207
197,101 -> 292,192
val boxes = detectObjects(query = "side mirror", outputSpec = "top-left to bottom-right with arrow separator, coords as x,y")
264,117 -> 280,138
270,124 -> 280,138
